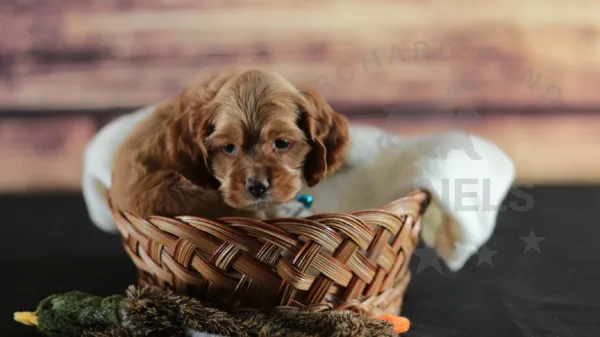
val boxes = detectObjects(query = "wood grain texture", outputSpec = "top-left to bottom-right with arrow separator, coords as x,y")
0,113 -> 598,193
355,113 -> 600,185
1,0 -> 600,110
0,116 -> 96,191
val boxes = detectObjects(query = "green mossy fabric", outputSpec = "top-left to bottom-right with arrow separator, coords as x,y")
21,286 -> 398,337
35,292 -> 123,337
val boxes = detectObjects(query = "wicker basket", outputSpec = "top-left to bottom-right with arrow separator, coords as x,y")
108,189 -> 429,317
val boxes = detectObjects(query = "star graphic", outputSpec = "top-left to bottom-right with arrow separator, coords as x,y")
475,246 -> 497,266
413,247 -> 443,274
519,229 -> 546,253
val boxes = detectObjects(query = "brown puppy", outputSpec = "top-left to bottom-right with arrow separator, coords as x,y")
110,69 -> 349,220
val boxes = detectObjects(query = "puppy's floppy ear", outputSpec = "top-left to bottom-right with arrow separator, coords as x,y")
296,88 -> 350,187
166,94 -> 221,189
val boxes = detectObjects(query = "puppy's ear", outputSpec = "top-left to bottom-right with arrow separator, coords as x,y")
166,95 -> 221,189
296,88 -> 350,187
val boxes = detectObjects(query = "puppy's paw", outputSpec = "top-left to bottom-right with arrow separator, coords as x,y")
268,201 -> 313,219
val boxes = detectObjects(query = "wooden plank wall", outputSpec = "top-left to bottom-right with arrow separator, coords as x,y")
2,111 -> 599,193
1,0 -> 599,191
1,0 -> 600,109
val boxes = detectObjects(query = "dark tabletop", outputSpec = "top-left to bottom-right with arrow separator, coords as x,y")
1,186 -> 599,337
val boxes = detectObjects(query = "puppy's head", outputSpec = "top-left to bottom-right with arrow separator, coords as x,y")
169,69 -> 349,211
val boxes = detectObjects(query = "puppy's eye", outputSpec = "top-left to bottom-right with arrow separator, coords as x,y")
273,139 -> 291,151
222,144 -> 237,155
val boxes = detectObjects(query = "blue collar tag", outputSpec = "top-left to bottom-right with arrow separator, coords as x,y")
296,194 -> 313,209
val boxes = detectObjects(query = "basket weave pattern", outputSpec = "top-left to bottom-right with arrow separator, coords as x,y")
109,190 -> 429,316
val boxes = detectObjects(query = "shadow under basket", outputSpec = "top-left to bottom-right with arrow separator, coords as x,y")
108,189 -> 430,317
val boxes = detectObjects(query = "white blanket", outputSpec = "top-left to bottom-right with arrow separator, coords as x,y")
82,106 -> 515,271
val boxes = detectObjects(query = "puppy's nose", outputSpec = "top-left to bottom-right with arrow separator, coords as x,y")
246,179 -> 269,198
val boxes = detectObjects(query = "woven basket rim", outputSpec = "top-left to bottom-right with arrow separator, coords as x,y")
109,189 -> 430,316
